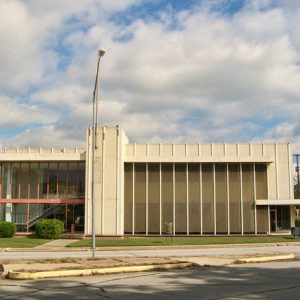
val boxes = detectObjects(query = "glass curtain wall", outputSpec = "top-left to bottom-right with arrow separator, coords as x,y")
0,162 -> 85,232
0,162 -> 85,200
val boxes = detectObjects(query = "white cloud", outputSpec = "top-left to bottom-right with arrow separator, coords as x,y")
2,125 -> 84,148
0,95 -> 58,129
0,1 -> 57,92
1,0 -> 300,150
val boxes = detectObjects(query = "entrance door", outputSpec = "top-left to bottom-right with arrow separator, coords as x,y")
270,208 -> 277,232
66,204 -> 84,232
270,206 -> 291,232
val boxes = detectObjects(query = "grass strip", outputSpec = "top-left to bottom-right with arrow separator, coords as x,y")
68,235 -> 300,247
0,238 -> 49,248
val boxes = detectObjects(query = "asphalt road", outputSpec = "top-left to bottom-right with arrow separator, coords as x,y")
1,260 -> 300,299
1,244 -> 300,260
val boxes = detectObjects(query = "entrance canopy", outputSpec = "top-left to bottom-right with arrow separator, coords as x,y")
256,200 -> 300,205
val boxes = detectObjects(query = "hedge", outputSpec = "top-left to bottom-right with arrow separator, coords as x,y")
0,221 -> 16,238
35,219 -> 64,239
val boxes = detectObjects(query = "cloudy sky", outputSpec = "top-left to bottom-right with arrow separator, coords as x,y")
1,0 -> 300,153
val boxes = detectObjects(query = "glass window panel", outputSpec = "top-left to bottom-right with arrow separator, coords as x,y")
58,162 -> 68,199
48,162 -> 58,198
68,162 -> 78,199
277,206 -> 290,230
175,164 -> 187,234
78,162 -> 85,199
1,163 -> 9,199
40,163 -> 48,199
202,164 -> 214,234
148,164 -> 160,234
161,164 -> 173,232
215,164 -> 227,233
257,206 -> 268,233
11,163 -> 19,199
73,204 -> 85,232
229,164 -> 241,233
0,203 -> 5,221
255,164 -> 268,199
11,203 -> 27,232
29,163 -> 39,199
134,163 -> 146,233
20,163 -> 29,199
0,163 -> 1,198
242,164 -> 255,233
188,164 -> 201,234
124,163 -> 133,233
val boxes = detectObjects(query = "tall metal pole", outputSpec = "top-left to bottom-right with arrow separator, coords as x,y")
297,155 -> 300,197
91,49 -> 105,258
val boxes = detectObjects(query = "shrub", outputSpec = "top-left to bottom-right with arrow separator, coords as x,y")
295,217 -> 300,227
35,219 -> 64,239
0,221 -> 16,238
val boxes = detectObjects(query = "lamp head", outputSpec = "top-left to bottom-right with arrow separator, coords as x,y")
98,49 -> 106,57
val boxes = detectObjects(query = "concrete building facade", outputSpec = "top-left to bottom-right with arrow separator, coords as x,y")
0,126 -> 299,235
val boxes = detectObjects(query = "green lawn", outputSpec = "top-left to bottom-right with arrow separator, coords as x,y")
69,235 -> 300,248
0,238 -> 49,248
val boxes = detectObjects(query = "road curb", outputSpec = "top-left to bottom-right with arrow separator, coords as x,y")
7,262 -> 193,280
236,254 -> 295,263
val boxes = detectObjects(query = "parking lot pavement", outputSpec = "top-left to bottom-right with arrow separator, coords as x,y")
1,260 -> 300,299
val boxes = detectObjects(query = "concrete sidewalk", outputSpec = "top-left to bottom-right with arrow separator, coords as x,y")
34,239 -> 80,250
1,254 -> 296,280
1,240 -> 298,280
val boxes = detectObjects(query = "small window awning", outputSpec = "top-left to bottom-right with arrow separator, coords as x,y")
256,199 -> 300,206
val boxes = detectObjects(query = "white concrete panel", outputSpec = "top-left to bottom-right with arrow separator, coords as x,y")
175,144 -> 186,156
239,144 -> 250,156
149,144 -> 160,156
226,144 -> 237,156
264,144 -> 277,200
135,144 -> 147,157
162,144 -> 173,157
252,144 -> 263,157
125,144 -> 134,156
103,128 -> 118,235
213,144 -> 225,157
201,144 -> 212,156
277,144 -> 291,200
188,144 -> 199,157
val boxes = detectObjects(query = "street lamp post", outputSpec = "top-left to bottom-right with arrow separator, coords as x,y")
91,49 -> 105,258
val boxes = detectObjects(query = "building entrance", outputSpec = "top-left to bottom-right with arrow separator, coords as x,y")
270,206 -> 291,232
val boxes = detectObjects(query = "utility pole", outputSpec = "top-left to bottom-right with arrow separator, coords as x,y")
91,49 -> 105,258
297,154 -> 300,198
